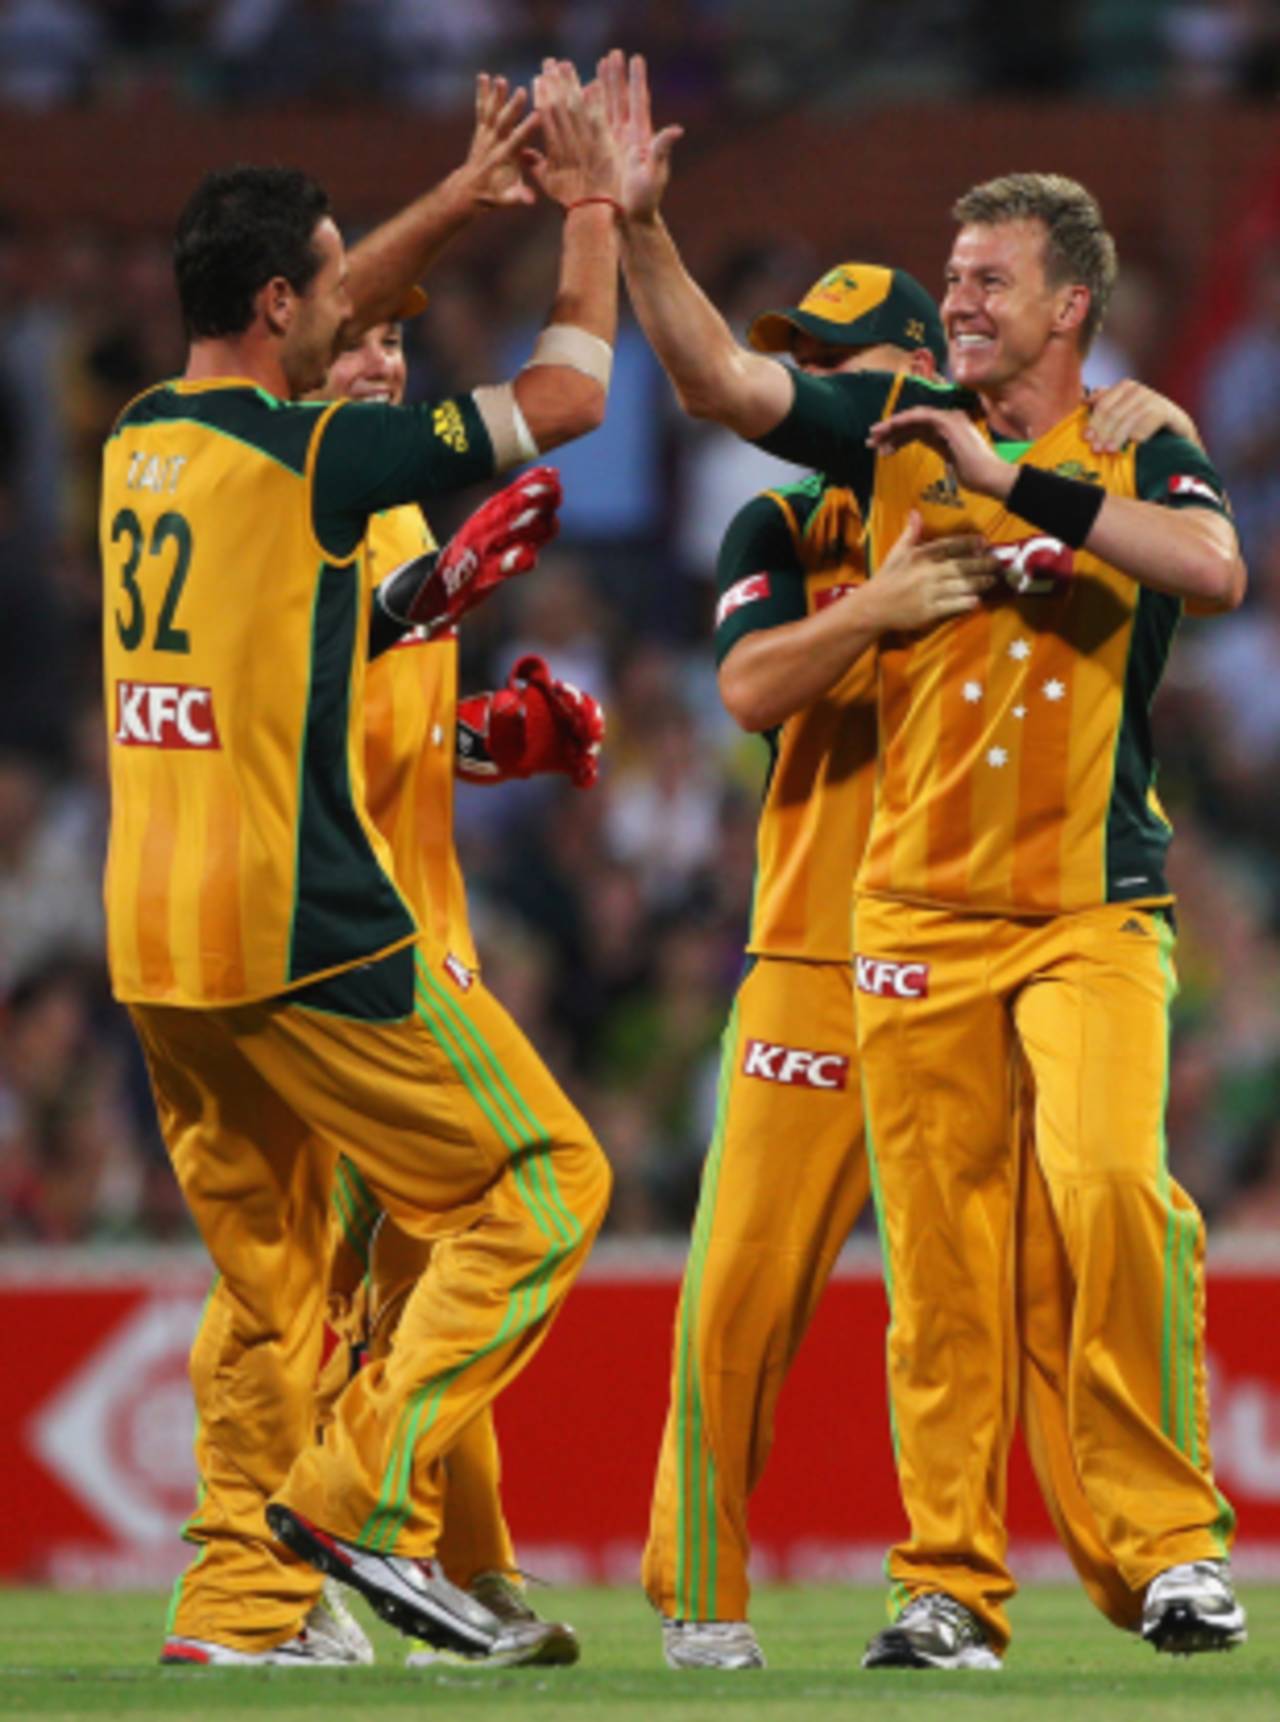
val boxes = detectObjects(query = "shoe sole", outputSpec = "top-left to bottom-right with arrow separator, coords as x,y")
1144,1602 -> 1247,1656
160,1638 -> 337,1668
266,1504 -> 489,1655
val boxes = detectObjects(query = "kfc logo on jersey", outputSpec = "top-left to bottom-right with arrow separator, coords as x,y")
114,681 -> 221,749
742,1039 -> 850,1090
855,956 -> 930,999
814,582 -> 859,611
716,573 -> 771,627
1169,475 -> 1220,507
990,535 -> 1075,595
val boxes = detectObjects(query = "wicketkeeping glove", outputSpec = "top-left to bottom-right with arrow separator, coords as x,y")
456,655 -> 605,788
370,467 -> 562,655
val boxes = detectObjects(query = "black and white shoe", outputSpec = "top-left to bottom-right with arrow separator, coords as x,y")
862,1592 -> 1001,1670
266,1503 -> 502,1656
1141,1560 -> 1247,1655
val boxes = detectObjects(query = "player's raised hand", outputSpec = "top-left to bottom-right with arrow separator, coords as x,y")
462,73 -> 541,209
868,405 -> 1011,500
524,59 -> 619,209
599,49 -> 683,223
865,511 -> 997,632
1085,379 -> 1202,454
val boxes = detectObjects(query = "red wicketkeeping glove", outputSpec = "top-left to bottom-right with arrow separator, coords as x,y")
374,467 -> 562,643
456,655 -> 605,788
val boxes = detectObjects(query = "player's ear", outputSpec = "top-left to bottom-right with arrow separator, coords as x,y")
1054,282 -> 1090,344
908,349 -> 938,379
260,274 -> 295,337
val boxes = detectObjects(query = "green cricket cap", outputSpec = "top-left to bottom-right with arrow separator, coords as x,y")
748,263 -> 946,367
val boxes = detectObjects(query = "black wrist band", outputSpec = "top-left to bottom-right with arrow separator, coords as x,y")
1006,464 -> 1104,549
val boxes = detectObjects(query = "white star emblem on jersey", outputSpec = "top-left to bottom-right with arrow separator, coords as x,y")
1008,638 -> 1031,661
962,680 -> 983,704
1013,704 -> 1028,720
1043,678 -> 1066,702
987,747 -> 1009,768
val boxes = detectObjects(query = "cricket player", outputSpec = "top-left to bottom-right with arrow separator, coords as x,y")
599,50 -> 1245,1665
644,263 -> 1198,1670
108,64 -> 622,1666
171,313 -> 601,1667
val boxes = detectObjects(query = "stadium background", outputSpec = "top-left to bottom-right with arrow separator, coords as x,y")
0,0 -> 1279,1591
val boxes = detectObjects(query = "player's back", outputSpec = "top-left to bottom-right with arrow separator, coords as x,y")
101,380 -> 413,1009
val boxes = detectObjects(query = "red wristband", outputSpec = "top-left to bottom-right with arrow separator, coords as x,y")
565,196 -> 623,218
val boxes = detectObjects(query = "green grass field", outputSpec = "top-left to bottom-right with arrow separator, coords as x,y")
0,1585 -> 1275,1722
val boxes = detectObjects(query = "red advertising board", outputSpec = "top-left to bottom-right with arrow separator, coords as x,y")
2,1245 -> 1278,1589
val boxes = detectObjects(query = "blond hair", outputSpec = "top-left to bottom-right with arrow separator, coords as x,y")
952,172 -> 1117,350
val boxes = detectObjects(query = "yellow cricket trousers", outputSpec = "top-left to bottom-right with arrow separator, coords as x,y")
139,940 -> 610,1652
326,1179 -> 518,1589
854,896 -> 1233,1653
644,958 -> 874,1621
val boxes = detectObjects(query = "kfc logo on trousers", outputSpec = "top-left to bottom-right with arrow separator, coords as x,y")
855,956 -> 930,999
115,681 -> 220,749
742,1039 -> 850,1089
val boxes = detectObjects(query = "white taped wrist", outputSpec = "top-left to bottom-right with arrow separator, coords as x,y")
524,323 -> 614,391
472,383 -> 540,471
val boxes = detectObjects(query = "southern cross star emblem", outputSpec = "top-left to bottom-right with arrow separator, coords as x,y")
1008,638 -> 1031,661
905,317 -> 926,343
1013,704 -> 1028,719
987,747 -> 1009,768
1042,678 -> 1066,702
962,681 -> 983,704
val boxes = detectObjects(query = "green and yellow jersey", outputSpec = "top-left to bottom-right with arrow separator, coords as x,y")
756,372 -> 1232,917
715,475 -> 878,962
362,507 -> 477,974
101,379 -> 493,1007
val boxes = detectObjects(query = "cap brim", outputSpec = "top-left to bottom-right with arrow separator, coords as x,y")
394,285 -> 428,320
749,308 -> 885,355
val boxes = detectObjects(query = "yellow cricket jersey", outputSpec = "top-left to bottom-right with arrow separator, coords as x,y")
101,378 -> 494,1006
754,371 -> 1234,918
362,508 -> 477,971
715,478 -> 877,962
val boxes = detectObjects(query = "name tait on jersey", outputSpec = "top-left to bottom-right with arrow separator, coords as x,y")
125,451 -> 187,494
742,1039 -> 850,1089
115,681 -> 221,749
855,956 -> 930,999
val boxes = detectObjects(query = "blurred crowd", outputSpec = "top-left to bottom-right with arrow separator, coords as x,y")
0,0 -> 1277,112
2,119 -> 1280,1247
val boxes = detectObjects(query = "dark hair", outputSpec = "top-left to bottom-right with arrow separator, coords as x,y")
952,172 -> 1117,352
173,166 -> 331,340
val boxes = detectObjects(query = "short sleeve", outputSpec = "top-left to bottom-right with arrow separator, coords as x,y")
713,494 -> 810,667
311,395 -> 497,559
1134,431 -> 1232,520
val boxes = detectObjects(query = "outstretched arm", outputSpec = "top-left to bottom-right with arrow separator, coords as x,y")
601,50 -> 794,438
345,74 -> 539,335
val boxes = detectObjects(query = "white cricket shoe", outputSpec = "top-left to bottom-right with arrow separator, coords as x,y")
305,1580 -> 374,1664
1141,1560 -> 1247,1654
266,1502 -> 502,1655
662,1619 -> 766,1669
160,1627 -> 351,1667
861,1592 -> 1001,1670
405,1571 -> 580,1669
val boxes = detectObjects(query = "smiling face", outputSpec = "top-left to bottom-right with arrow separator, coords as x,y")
943,218 -> 1083,392
325,321 -> 407,405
